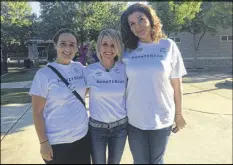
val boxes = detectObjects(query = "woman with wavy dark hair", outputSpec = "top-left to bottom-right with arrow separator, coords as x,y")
120,3 -> 187,164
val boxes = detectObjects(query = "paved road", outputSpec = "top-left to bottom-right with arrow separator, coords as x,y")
1,71 -> 232,164
1,81 -> 32,89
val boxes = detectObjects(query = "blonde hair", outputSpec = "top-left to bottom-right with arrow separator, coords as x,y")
96,29 -> 123,62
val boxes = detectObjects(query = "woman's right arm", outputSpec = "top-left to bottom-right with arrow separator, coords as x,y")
32,95 -> 53,161
32,95 -> 47,143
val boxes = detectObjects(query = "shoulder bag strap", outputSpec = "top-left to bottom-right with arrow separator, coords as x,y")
47,65 -> 86,107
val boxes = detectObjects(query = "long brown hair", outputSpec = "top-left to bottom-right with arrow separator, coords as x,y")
120,3 -> 166,50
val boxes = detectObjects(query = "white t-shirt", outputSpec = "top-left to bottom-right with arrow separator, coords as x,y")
29,61 -> 89,145
123,39 -> 187,130
84,61 -> 127,123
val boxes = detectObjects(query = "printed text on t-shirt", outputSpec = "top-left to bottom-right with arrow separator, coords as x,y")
132,54 -> 163,59
96,80 -> 125,84
57,76 -> 83,82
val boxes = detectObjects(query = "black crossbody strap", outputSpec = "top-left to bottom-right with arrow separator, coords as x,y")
47,65 -> 86,107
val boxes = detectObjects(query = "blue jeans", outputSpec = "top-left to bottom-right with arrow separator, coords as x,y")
89,118 -> 128,164
128,124 -> 172,164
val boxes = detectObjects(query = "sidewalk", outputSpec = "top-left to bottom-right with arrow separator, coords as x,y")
1,71 -> 232,164
1,81 -> 32,89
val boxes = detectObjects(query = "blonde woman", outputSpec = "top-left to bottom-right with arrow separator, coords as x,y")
84,29 -> 127,164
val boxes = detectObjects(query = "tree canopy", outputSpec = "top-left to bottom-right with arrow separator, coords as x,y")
181,2 -> 232,50
149,1 -> 202,36
1,1 -> 232,57
38,2 -> 127,44
1,2 -> 32,47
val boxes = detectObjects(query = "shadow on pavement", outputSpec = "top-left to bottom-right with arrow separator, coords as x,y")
184,81 -> 232,96
1,104 -> 33,140
183,71 -> 232,84
215,81 -> 232,90
184,88 -> 219,96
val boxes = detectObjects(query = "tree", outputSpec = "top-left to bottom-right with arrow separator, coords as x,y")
27,13 -> 41,39
149,1 -> 202,36
1,2 -> 32,46
181,2 -> 233,69
38,2 -> 126,44
203,2 -> 232,29
39,2 -> 78,40
1,2 -> 32,26
1,2 -> 33,72
82,2 -> 127,42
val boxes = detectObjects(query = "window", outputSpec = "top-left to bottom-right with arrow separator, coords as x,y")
228,35 -> 232,41
175,38 -> 181,43
221,35 -> 228,41
169,37 -> 181,43
220,35 -> 232,42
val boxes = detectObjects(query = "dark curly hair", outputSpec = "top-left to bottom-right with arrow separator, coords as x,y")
120,3 -> 166,50
53,28 -> 79,45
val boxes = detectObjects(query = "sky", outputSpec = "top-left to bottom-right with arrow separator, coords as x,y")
29,1 -> 148,17
29,2 -> 40,17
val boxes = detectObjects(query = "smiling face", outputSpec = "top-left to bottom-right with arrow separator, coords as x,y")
128,11 -> 152,43
55,33 -> 77,64
99,35 -> 117,62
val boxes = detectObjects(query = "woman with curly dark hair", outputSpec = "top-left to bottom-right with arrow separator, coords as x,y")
120,3 -> 187,164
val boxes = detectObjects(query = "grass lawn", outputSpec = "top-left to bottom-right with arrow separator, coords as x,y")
1,67 -> 42,83
1,88 -> 31,105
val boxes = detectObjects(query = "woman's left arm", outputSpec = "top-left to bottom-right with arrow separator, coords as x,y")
170,78 -> 186,132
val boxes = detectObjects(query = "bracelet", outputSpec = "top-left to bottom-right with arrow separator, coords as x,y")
40,140 -> 48,144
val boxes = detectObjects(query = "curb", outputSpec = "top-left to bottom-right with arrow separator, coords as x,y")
1,73 -> 9,78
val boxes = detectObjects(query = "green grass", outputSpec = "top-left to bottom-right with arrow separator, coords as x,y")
1,88 -> 31,105
1,68 -> 39,83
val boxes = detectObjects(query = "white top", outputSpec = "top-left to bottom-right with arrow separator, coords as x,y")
123,39 -> 187,130
84,61 -> 127,123
29,61 -> 89,145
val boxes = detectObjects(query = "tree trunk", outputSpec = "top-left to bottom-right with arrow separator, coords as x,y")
2,48 -> 8,73
193,34 -> 197,69
192,31 -> 206,70
194,49 -> 198,70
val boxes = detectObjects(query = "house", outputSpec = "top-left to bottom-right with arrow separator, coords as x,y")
169,28 -> 232,71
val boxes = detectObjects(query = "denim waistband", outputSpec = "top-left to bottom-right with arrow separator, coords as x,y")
89,117 -> 128,129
